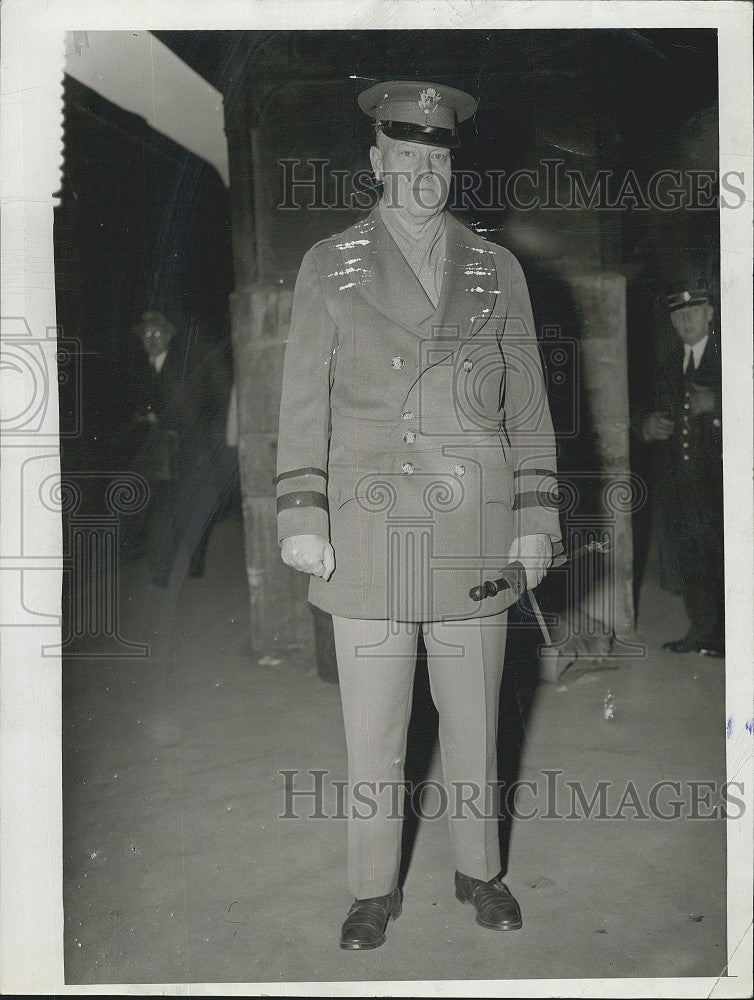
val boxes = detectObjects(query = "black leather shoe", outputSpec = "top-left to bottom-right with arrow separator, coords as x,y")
664,633 -> 697,653
455,871 -> 522,931
339,887 -> 402,950
664,633 -> 724,657
698,645 -> 725,658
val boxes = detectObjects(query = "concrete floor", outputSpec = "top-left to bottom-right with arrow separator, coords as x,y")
62,513 -> 729,987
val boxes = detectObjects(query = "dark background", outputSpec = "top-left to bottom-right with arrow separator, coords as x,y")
54,28 -> 719,491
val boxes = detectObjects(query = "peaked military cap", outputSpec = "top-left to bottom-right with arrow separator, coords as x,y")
664,278 -> 711,312
358,80 -> 477,148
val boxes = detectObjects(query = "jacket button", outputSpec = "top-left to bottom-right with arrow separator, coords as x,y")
462,358 -> 474,371
682,442 -> 689,449
391,357 -> 404,371
684,403 -> 690,410
401,462 -> 414,475
452,464 -> 465,477
403,431 -> 416,444
682,428 -> 688,435
402,411 -> 414,421
683,454 -> 690,461
713,418 -> 721,427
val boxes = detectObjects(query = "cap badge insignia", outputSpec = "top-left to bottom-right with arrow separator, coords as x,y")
418,88 -> 441,115
682,291 -> 691,301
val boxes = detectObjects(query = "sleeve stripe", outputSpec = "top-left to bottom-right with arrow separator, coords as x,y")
514,468 -> 556,480
276,491 -> 328,514
275,467 -> 328,485
513,489 -> 560,511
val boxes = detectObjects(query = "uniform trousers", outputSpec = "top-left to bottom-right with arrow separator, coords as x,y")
332,612 -> 508,899
657,471 -> 725,649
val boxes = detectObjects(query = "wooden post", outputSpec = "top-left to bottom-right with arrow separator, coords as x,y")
568,272 -> 636,637
229,284 -> 315,657
224,92 -> 316,661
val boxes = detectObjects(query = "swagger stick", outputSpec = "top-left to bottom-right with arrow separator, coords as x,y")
468,539 -> 612,603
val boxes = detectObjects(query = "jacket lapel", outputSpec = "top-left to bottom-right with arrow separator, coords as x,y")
432,214 -> 499,342
341,208 -> 436,332
690,336 -> 721,388
340,209 -> 499,339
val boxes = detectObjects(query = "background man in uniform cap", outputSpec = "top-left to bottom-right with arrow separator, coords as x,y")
276,80 -> 561,949
634,275 -> 724,657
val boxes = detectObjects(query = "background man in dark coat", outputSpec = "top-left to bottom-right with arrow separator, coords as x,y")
124,310 -> 235,586
634,278 -> 724,656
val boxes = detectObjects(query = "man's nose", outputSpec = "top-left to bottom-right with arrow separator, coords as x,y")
423,152 -> 438,175
413,148 -> 432,175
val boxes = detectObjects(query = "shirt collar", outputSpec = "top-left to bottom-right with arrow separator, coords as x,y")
683,335 -> 709,371
151,350 -> 168,373
378,199 -> 445,247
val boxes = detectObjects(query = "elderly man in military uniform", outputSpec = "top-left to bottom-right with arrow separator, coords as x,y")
276,81 -> 562,949
636,277 -> 724,657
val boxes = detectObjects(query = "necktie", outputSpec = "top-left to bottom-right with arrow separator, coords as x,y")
683,344 -> 697,375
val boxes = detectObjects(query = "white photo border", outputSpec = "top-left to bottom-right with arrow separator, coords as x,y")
1,1 -> 751,996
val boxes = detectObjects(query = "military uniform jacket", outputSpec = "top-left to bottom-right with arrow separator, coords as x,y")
643,336 -> 723,495
636,334 -> 723,573
276,207 -> 562,621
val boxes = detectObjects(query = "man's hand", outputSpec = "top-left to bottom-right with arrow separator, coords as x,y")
281,534 -> 335,581
508,533 -> 553,590
688,383 -> 716,417
641,411 -> 675,442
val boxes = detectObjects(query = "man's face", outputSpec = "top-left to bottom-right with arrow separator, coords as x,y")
140,324 -> 173,359
669,302 -> 713,346
370,135 -> 451,220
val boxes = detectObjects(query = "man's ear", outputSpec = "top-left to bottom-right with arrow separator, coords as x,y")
369,145 -> 383,182
704,302 -> 715,326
